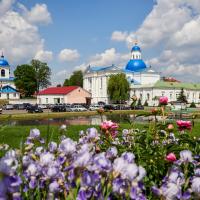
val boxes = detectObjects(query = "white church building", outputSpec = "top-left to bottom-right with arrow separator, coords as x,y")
83,43 -> 200,106
0,54 -> 20,100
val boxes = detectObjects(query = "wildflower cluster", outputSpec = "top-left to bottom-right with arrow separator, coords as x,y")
152,150 -> 200,199
0,127 -> 146,199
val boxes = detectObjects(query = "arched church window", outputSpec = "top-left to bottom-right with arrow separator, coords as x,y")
1,69 -> 5,77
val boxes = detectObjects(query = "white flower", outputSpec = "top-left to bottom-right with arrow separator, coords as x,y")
49,181 -> 59,193
163,182 -> 179,200
48,142 -> 57,152
191,177 -> 200,194
123,163 -> 138,180
113,157 -> 128,174
22,155 -> 31,167
60,124 -> 67,130
35,147 -> 43,155
40,152 -> 54,166
73,151 -> 91,167
87,128 -> 98,139
47,166 -> 58,178
137,166 -> 146,181
59,138 -> 76,154
30,129 -> 40,138
27,163 -> 37,176
121,152 -> 135,163
180,150 -> 193,163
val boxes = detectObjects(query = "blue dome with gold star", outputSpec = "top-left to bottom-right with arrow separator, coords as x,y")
0,55 -> 9,67
125,44 -> 147,72
125,59 -> 146,72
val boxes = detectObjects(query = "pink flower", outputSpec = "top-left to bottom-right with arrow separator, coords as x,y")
100,120 -> 119,138
176,120 -> 192,131
159,96 -> 168,105
167,124 -> 174,130
166,153 -> 176,162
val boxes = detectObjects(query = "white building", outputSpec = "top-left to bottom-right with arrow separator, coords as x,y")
0,54 -> 20,100
83,43 -> 200,106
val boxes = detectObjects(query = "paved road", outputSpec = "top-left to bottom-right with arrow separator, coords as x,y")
2,109 -> 51,115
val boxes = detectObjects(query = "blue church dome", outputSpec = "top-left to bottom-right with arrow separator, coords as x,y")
0,55 -> 9,66
131,45 -> 141,52
125,59 -> 146,72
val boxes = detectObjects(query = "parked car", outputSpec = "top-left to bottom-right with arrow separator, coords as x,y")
27,105 -> 43,113
70,104 -> 87,112
114,104 -> 131,110
5,104 -> 14,110
64,104 -> 72,112
89,104 -> 103,111
38,104 -> 48,109
0,107 -> 2,114
23,103 -> 32,110
51,104 -> 66,112
132,105 -> 144,110
13,104 -> 25,110
103,104 -> 116,111
98,101 -> 106,106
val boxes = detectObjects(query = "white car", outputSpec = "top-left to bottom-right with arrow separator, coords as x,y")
70,105 -> 87,112
89,104 -> 102,111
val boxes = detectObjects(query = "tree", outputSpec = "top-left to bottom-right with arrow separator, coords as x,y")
177,88 -> 187,103
31,60 -> 51,92
63,79 -> 70,86
143,100 -> 148,106
14,64 -> 37,97
190,102 -> 196,108
14,60 -> 51,97
63,70 -> 83,87
107,73 -> 130,103
137,98 -> 142,106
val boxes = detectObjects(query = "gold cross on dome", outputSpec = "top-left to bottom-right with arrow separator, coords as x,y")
134,39 -> 138,45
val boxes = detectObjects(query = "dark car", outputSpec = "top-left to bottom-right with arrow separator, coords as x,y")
103,104 -> 116,111
115,104 -> 131,110
132,105 -> 144,110
51,104 -> 66,112
23,103 -> 32,110
27,105 -> 43,113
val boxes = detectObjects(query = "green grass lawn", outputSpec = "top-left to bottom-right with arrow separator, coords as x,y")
0,121 -> 200,149
0,123 -> 147,149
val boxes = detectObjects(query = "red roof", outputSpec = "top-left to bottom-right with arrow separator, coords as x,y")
37,86 -> 79,95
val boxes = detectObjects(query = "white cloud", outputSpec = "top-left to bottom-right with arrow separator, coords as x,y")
58,49 -> 80,62
18,3 -> 52,25
0,0 -> 15,16
34,50 -> 53,62
0,3 -> 52,66
111,0 -> 200,82
74,48 -> 129,72
111,31 -> 128,42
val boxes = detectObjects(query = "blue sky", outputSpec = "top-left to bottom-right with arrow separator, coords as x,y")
1,0 -> 200,84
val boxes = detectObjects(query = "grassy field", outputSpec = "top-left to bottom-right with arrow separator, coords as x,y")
0,121 -> 200,149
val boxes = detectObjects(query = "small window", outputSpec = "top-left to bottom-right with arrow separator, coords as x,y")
170,93 -> 173,100
1,69 -> 5,77
13,93 -> 16,97
46,98 -> 48,104
0,93 -> 1,97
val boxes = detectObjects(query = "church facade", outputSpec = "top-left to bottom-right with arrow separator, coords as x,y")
0,54 -> 20,100
83,44 -> 200,106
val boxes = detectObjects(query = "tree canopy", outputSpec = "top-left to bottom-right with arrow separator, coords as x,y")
14,60 -> 51,97
107,73 -> 130,103
177,88 -> 187,103
63,70 -> 83,87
